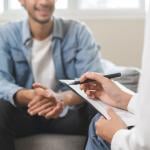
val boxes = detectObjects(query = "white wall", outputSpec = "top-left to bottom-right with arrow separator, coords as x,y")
82,18 -> 145,67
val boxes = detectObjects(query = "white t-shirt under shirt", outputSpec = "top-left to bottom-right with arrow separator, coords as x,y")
31,35 -> 57,90
31,36 -> 68,117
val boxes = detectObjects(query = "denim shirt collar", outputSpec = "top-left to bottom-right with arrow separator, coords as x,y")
22,18 -> 32,47
22,17 -> 64,47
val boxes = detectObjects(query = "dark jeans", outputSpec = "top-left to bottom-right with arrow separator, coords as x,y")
0,99 -> 97,150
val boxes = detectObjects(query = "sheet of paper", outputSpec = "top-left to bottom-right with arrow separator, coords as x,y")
60,79 -> 135,126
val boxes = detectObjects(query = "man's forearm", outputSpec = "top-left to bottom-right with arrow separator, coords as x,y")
57,91 -> 83,106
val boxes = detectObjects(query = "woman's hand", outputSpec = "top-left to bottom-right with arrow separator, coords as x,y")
95,108 -> 127,143
80,72 -> 132,110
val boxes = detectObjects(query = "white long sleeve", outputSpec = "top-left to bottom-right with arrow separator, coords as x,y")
127,94 -> 138,114
111,4 -> 150,150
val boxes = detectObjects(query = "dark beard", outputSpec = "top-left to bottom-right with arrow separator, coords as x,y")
28,5 -> 54,24
29,14 -> 51,24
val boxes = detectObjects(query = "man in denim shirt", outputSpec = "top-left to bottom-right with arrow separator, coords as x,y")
0,0 -> 103,149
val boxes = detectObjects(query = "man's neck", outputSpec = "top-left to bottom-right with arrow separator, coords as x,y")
29,18 -> 53,41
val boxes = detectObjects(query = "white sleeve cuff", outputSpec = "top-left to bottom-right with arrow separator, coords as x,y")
111,129 -> 131,150
127,94 -> 138,114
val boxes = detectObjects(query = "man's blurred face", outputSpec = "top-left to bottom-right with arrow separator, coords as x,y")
19,0 -> 55,24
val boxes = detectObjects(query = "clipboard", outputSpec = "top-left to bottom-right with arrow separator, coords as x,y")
60,79 -> 135,126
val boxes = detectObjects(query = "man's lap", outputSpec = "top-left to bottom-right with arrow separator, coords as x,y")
0,100 -> 95,138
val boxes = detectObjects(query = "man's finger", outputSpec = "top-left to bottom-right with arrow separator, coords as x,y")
28,96 -> 42,108
45,108 -> 58,119
32,83 -> 47,89
29,98 -> 48,111
32,83 -> 42,88
45,103 -> 62,119
29,99 -> 54,112
29,102 -> 55,116
38,89 -> 53,98
38,107 -> 55,116
34,88 -> 55,99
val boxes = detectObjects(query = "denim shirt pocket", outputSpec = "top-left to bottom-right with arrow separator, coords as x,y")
63,47 -> 76,63
11,48 -> 27,62
11,48 -> 30,84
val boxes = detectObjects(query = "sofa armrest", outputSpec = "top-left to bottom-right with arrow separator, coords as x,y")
101,59 -> 140,92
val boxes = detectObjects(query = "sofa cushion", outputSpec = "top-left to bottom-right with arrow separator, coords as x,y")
15,134 -> 86,150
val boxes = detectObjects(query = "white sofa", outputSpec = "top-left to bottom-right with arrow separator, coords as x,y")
15,59 -> 140,150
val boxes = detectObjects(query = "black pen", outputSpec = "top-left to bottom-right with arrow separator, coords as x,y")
69,72 -> 121,85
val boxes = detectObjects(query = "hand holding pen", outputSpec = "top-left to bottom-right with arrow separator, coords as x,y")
79,72 -> 131,110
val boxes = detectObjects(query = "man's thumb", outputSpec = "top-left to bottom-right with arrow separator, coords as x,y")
32,82 -> 47,90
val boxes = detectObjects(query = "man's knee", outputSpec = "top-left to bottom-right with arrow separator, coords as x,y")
0,100 -> 15,131
0,100 -> 15,115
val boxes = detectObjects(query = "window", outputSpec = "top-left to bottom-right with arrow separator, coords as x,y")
4,0 -> 145,10
9,0 -> 22,10
7,0 -> 68,10
0,1 -> 4,13
0,0 -> 146,18
56,0 -> 68,9
80,0 -> 141,9
145,0 -> 150,12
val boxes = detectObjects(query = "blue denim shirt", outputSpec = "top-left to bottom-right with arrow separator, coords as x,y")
0,17 -> 103,106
